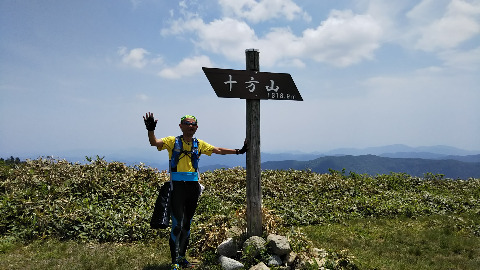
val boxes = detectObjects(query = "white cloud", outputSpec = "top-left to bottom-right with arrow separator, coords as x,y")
179,0 -> 187,10
360,0 -> 413,42
158,55 -> 213,79
161,9 -> 382,67
301,10 -> 382,67
118,47 -> 150,68
408,0 -> 480,52
219,0 -> 310,23
117,47 -> 163,69
194,18 -> 258,61
439,46 -> 480,70
161,16 -> 205,36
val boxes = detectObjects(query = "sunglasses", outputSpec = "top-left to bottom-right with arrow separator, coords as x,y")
182,121 -> 197,126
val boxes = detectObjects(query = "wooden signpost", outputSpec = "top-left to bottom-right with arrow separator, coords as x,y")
202,49 -> 302,237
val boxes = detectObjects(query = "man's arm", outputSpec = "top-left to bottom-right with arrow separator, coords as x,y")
148,130 -> 164,148
212,147 -> 237,155
212,140 -> 247,155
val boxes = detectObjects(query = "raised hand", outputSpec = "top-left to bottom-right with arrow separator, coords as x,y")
143,112 -> 157,131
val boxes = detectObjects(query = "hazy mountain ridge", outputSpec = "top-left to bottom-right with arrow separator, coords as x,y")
199,145 -> 480,179
261,155 -> 480,179
6,144 -> 480,178
379,152 -> 480,162
323,144 -> 479,156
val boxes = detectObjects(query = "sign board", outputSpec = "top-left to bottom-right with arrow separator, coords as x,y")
202,49 -> 301,236
202,67 -> 303,101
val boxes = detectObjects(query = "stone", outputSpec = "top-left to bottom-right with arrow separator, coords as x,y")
219,255 -> 244,270
266,254 -> 282,267
226,226 -> 244,238
243,236 -> 266,258
217,238 -> 238,258
249,262 -> 270,270
267,234 -> 291,256
284,251 -> 297,266
311,248 -> 328,258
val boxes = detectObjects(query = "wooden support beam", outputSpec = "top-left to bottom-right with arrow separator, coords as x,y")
245,49 -> 262,237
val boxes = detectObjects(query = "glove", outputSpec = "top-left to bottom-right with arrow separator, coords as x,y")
144,115 -> 157,131
236,141 -> 248,155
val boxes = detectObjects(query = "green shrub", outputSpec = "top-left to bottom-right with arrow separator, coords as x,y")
1,157 -> 479,245
1,157 -> 169,242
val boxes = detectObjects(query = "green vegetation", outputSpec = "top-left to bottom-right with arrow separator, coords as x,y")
1,157 -> 479,269
1,238 -> 172,270
1,157 -> 167,242
304,214 -> 480,269
0,157 -> 23,166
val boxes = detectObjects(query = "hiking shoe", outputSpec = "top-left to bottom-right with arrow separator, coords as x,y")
178,257 -> 193,268
171,263 -> 180,270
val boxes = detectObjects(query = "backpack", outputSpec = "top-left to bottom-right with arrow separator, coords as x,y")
170,135 -> 200,172
150,181 -> 171,229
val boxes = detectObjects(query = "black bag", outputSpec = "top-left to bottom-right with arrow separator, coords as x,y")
150,181 -> 172,229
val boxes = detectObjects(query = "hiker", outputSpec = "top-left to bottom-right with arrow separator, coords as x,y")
143,112 -> 247,269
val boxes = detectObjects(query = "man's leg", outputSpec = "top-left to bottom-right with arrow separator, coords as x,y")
169,182 -> 186,264
177,182 -> 200,260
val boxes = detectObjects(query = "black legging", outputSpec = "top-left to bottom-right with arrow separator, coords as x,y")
169,181 -> 201,263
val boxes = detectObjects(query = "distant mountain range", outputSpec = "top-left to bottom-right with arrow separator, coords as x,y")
6,144 -> 480,179
261,155 -> 480,179
198,145 -> 480,179
322,144 -> 479,156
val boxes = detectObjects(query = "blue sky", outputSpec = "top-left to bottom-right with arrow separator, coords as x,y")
1,0 -> 480,160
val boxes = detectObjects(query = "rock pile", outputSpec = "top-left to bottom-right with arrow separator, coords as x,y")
217,233 -> 326,270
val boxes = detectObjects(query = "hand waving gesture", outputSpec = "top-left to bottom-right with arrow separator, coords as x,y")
143,112 -> 157,131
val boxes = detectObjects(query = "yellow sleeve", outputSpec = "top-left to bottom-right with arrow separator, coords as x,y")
158,136 -> 175,158
198,139 -> 215,156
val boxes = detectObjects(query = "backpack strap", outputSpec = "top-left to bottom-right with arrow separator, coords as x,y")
170,135 -> 201,172
191,138 -> 200,171
170,136 -> 183,172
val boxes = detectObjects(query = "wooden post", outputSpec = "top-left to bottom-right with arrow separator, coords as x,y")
245,49 -> 262,237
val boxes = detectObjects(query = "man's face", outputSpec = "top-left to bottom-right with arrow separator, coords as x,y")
179,118 -> 198,136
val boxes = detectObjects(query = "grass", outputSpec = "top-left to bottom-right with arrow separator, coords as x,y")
0,238 -> 172,270
2,214 -> 479,269
1,158 -> 479,269
303,214 -> 480,269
